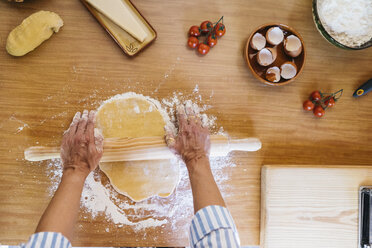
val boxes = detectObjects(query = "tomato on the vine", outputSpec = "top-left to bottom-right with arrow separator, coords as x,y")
200,20 -> 213,33
303,100 -> 315,111
187,17 -> 225,56
207,35 -> 217,47
313,105 -> 325,117
198,43 -> 210,55
189,26 -> 201,37
215,23 -> 226,37
187,36 -> 199,49
325,97 -> 335,108
310,91 -> 322,101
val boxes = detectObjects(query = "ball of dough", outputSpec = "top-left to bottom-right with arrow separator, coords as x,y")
6,11 -> 63,56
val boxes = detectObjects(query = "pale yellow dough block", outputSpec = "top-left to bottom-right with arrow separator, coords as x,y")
6,11 -> 63,56
95,96 -> 179,202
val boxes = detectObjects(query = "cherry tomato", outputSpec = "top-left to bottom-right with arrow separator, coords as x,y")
207,34 -> 217,47
188,36 -> 199,49
200,20 -> 213,33
324,97 -> 335,108
198,43 -> 210,55
189,26 -> 201,37
310,91 -> 322,101
214,23 -> 226,37
303,100 -> 315,111
313,105 -> 325,118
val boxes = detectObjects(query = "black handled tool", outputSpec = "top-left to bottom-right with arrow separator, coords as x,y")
359,187 -> 372,248
353,78 -> 372,97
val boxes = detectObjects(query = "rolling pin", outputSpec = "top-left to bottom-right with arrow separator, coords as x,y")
24,135 -> 261,162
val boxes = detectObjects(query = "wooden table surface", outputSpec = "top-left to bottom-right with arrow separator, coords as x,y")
0,0 -> 371,247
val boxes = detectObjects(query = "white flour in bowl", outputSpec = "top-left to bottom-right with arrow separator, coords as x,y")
317,0 -> 372,47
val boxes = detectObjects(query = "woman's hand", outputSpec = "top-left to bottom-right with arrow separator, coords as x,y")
166,104 -> 226,212
165,104 -> 210,167
61,110 -> 103,178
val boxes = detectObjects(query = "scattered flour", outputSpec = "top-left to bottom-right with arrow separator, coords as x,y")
9,115 -> 30,134
161,91 -> 217,132
46,159 -> 63,195
16,124 -> 28,133
193,84 -> 199,93
154,58 -> 181,93
46,154 -> 235,232
81,172 -> 168,231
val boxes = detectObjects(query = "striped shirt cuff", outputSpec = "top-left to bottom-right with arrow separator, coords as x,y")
189,205 -> 240,247
22,232 -> 71,248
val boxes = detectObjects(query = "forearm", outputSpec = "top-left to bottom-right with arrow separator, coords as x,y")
187,157 -> 226,213
35,168 -> 87,240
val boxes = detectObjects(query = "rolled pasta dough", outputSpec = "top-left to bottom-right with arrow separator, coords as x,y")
95,93 -> 179,202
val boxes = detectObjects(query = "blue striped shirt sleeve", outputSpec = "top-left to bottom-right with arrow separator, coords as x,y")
189,205 -> 241,248
21,232 -> 71,248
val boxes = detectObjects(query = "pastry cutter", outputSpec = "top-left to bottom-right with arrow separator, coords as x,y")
353,78 -> 372,98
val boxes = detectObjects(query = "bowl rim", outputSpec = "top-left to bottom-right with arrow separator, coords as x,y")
312,0 -> 372,50
244,23 -> 306,86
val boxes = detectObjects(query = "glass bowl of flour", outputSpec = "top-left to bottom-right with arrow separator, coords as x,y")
312,0 -> 372,50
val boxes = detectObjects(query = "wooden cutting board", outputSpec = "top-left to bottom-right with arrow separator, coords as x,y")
261,165 -> 372,248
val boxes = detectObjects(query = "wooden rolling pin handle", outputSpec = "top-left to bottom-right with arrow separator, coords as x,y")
229,138 -> 262,152
24,147 -> 60,161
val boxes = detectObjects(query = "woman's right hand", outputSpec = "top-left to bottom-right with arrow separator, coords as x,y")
60,110 -> 103,179
165,104 -> 210,167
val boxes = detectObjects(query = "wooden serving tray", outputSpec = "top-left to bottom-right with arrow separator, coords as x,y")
81,0 -> 157,56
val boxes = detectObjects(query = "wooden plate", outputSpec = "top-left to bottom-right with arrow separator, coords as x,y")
81,0 -> 157,56
244,23 -> 306,86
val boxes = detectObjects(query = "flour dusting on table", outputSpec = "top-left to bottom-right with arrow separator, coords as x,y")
46,156 -> 235,232
44,91 -> 235,234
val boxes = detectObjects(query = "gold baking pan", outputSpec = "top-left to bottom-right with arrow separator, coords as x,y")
81,0 -> 157,56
